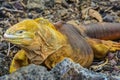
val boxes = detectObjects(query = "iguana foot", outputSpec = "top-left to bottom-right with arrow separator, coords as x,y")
87,38 -> 120,59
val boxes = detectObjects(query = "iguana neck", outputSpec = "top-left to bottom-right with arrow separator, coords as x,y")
21,25 -> 70,65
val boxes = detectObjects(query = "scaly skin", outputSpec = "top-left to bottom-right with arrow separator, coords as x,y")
81,23 -> 120,40
4,18 -> 120,73
4,18 -> 94,73
54,22 -> 120,59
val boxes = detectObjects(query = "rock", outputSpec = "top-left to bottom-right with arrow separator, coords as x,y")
61,0 -> 69,8
26,0 -> 54,9
55,0 -> 62,4
117,51 -> 120,58
59,9 -> 68,17
0,58 -> 120,80
0,42 -> 8,51
1,2 -> 13,9
107,52 -> 115,60
50,58 -> 120,80
110,59 -> 117,66
0,64 -> 55,80
103,14 -> 115,22
12,1 -> 24,10
91,2 -> 97,8
44,0 -> 55,7
0,10 -> 6,18
26,0 -> 45,9
0,54 -> 11,76
110,0 -> 119,2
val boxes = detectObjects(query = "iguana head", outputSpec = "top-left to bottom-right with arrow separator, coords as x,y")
4,17 -> 64,47
4,18 -> 40,46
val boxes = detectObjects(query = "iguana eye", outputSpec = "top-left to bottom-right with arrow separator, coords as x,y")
16,30 -> 25,34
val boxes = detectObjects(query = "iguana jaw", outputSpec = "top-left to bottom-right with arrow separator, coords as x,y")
3,19 -> 42,47
4,33 -> 33,45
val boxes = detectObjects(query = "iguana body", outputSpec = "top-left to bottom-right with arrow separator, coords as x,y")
4,18 -> 120,73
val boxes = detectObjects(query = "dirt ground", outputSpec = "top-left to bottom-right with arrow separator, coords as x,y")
0,0 -> 120,77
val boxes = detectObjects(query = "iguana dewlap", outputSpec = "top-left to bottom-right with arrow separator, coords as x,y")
4,18 -> 120,73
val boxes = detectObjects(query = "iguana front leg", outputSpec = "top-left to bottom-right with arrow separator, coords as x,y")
86,38 -> 120,70
86,38 -> 120,59
10,49 -> 29,73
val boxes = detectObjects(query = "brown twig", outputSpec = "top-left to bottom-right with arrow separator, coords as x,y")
7,42 -> 10,56
19,1 -> 26,8
0,45 -> 15,53
0,7 -> 24,13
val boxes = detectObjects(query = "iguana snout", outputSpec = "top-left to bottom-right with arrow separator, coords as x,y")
4,19 -> 39,46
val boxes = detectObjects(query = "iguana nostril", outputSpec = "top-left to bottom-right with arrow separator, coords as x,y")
3,33 -> 7,38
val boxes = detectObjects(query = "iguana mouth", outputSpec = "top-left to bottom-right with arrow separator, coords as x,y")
4,33 -> 32,40
4,33 -> 21,39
